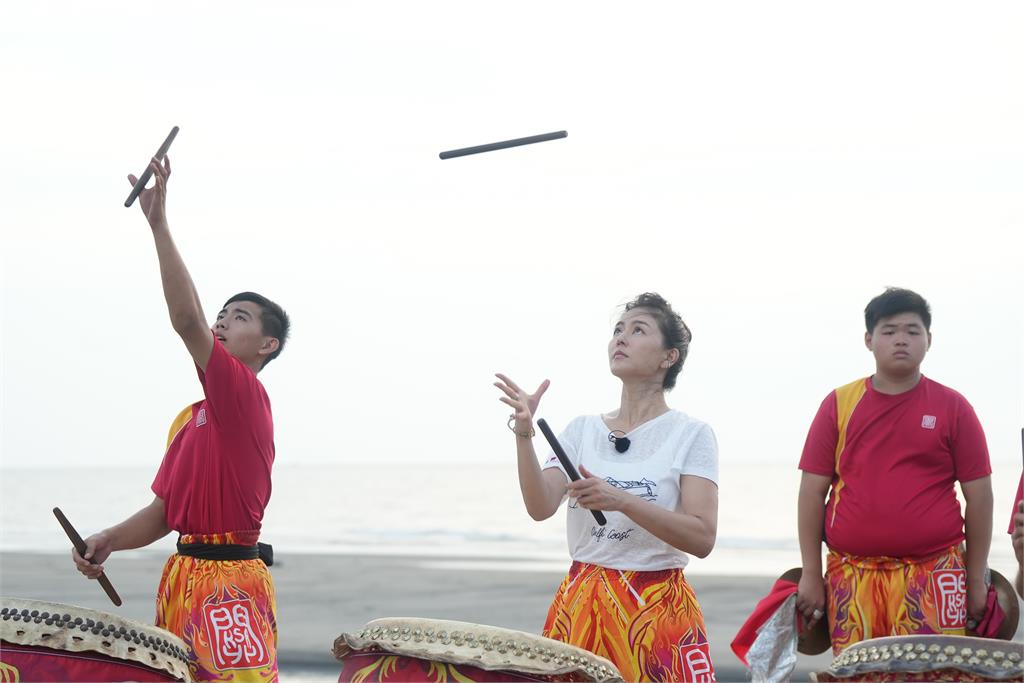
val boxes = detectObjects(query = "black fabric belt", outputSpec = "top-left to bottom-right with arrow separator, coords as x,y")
176,539 -> 274,566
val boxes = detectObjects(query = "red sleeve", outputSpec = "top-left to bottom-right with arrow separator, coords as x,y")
949,396 -> 992,483
1011,474 -> 1023,535
197,339 -> 261,429
798,392 -> 838,476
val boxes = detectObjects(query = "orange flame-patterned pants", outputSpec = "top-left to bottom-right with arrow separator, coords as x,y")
826,545 -> 967,655
156,532 -> 278,682
542,561 -> 715,682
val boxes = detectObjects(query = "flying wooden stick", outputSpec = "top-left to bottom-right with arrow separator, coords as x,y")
440,130 -> 566,160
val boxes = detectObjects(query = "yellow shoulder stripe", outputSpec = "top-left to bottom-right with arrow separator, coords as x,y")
829,378 -> 868,526
165,405 -> 194,451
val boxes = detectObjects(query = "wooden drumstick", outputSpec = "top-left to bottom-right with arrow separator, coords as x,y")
124,126 -> 179,207
439,130 -> 566,159
53,507 -> 123,607
537,418 -> 608,526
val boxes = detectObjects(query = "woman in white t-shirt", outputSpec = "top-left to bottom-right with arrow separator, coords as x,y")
495,292 -> 719,683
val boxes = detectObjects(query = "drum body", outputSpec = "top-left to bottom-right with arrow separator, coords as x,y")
0,597 -> 191,682
812,634 -> 1024,682
334,617 -> 623,683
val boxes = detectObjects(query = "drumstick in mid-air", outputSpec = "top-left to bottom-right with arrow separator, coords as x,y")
439,130 -> 567,160
124,126 -> 179,207
53,507 -> 123,606
537,418 -> 608,526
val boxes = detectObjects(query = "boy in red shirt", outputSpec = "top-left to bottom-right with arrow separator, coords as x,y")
72,156 -> 289,681
795,288 -> 993,654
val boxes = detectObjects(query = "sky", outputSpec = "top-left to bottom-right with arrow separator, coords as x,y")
2,2 -> 1022,481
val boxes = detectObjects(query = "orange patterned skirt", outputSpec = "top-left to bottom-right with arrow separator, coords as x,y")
542,561 -> 715,682
826,545 -> 966,655
156,532 -> 278,682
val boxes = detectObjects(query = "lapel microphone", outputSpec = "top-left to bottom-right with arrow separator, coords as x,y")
608,430 -> 631,453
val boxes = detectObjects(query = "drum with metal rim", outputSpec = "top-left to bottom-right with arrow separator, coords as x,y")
333,617 -> 623,682
0,597 -> 192,682
811,634 -> 1024,682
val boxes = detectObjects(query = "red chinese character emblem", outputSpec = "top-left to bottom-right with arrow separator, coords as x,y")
930,568 -> 966,630
678,642 -> 715,682
202,595 -> 270,670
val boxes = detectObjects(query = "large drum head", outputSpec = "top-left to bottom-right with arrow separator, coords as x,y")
334,617 -> 623,682
812,634 -> 1024,682
0,597 -> 192,682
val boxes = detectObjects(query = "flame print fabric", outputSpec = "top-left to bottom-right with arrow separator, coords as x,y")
542,561 -> 715,682
156,532 -> 278,682
826,545 -> 966,655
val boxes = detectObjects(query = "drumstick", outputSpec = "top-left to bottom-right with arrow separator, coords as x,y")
53,507 -> 123,607
439,130 -> 566,160
124,126 -> 179,207
537,418 -> 607,526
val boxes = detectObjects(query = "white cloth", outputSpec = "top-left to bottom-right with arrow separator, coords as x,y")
746,593 -> 799,683
541,410 -> 719,571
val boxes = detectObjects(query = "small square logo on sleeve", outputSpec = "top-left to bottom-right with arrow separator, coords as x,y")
921,415 -> 936,429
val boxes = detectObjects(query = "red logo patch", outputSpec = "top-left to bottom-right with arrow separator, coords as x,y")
930,568 -> 966,630
202,596 -> 270,670
678,642 -> 715,682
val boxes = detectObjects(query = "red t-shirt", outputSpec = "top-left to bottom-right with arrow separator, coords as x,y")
1011,473 -> 1023,535
799,376 -> 991,559
152,339 -> 275,535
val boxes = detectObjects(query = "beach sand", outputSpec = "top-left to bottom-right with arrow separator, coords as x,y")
1,550 -> 835,681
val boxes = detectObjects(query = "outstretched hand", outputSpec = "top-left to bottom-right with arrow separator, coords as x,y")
128,156 -> 171,229
494,373 -> 549,434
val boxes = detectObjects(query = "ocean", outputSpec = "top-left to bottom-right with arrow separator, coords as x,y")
2,460 -> 1018,579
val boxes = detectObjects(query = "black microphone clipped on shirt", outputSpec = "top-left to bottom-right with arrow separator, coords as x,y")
608,430 -> 631,453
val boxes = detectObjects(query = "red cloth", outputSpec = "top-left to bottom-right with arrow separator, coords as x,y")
152,339 -> 275,534
731,578 -> 797,666
1010,473 -> 1023,535
974,583 -> 1005,639
799,376 -> 991,559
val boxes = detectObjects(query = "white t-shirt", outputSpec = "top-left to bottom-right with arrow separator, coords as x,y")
541,410 -> 719,571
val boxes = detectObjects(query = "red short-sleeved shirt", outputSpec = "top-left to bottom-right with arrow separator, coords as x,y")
152,339 -> 275,535
799,376 -> 991,559
1011,474 -> 1023,535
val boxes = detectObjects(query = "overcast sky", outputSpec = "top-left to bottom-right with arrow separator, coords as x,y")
2,2 -> 1021,477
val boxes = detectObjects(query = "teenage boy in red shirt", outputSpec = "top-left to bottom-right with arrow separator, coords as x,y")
73,156 -> 289,681
795,287 -> 992,654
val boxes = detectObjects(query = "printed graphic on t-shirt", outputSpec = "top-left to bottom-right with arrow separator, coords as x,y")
570,475 -> 658,508
196,408 -> 207,427
921,414 -> 936,429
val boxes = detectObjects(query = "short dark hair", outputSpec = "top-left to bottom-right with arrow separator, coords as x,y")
223,292 -> 290,367
864,287 -> 931,333
623,292 -> 692,390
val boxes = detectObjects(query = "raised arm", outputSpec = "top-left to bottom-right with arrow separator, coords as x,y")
129,157 -> 214,371
71,496 -> 171,579
495,373 -> 567,520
